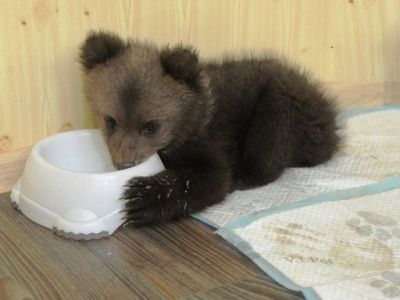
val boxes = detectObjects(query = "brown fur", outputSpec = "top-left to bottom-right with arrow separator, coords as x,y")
80,31 -> 339,225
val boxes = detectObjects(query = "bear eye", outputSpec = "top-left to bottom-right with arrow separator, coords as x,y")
104,115 -> 117,132
142,121 -> 159,136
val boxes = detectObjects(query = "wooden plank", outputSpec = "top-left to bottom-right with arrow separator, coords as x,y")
0,275 -> 35,300
0,193 -> 303,299
185,275 -> 303,300
327,81 -> 399,109
0,147 -> 30,193
0,262 -> 34,300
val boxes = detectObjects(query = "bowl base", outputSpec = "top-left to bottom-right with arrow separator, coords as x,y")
52,227 -> 110,240
12,199 -> 111,240
11,179 -> 123,240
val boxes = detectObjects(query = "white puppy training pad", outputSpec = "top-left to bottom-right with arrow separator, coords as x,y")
11,129 -> 164,240
193,106 -> 400,300
219,180 -> 400,300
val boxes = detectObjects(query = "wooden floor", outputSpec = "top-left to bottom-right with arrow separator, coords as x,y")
0,193 -> 303,300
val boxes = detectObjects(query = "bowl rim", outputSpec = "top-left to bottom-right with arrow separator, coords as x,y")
30,129 -> 159,179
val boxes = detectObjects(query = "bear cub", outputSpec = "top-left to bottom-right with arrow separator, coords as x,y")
80,31 -> 339,226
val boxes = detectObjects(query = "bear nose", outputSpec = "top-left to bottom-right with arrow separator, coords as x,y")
116,161 -> 136,170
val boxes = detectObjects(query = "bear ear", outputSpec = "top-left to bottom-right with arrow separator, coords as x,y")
160,45 -> 201,88
80,31 -> 126,70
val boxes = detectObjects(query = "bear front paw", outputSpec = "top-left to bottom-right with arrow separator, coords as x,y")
121,170 -> 189,226
121,176 -> 167,226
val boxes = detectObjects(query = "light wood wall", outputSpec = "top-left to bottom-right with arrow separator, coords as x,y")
0,0 -> 399,154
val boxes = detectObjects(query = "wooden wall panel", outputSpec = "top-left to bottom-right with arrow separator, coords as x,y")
0,0 -> 399,154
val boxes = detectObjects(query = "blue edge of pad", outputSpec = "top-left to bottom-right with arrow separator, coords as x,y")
191,104 -> 400,300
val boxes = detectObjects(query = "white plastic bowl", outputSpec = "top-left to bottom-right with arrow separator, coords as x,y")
10,129 -> 165,240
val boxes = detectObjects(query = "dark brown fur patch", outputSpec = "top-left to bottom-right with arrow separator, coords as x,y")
160,46 -> 201,89
80,31 -> 126,70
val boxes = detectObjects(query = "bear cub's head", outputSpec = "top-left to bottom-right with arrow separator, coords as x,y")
80,31 -> 211,169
